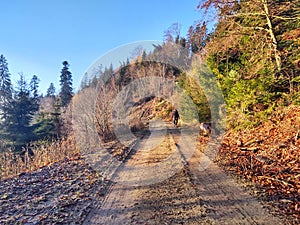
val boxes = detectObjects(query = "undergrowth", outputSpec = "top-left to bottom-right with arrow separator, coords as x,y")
0,136 -> 80,180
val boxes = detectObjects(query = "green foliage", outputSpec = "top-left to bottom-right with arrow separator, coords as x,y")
0,74 -> 39,149
0,55 -> 63,151
59,61 -> 73,107
33,112 -> 58,140
196,0 -> 300,129
30,75 -> 40,112
0,54 -> 13,121
46,83 -> 56,97
178,70 -> 211,122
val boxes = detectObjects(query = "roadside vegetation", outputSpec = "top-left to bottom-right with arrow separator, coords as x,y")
0,0 -> 299,222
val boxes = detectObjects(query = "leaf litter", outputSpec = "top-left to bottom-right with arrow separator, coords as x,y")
217,105 -> 300,224
0,157 -> 107,224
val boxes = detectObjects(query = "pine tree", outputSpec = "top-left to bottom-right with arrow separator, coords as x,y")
59,61 -> 73,107
0,54 -> 13,121
80,73 -> 89,90
4,74 -> 35,147
36,82 -> 60,140
30,75 -> 40,112
46,82 -> 56,97
91,75 -> 98,87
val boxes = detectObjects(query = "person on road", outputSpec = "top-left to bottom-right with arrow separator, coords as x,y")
172,109 -> 180,126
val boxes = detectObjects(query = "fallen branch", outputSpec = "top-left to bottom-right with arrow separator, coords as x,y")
295,130 -> 299,142
259,176 -> 294,187
243,139 -> 262,146
240,147 -> 259,152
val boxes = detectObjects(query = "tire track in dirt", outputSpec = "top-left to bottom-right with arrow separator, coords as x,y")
83,124 -> 284,224
188,149 -> 284,224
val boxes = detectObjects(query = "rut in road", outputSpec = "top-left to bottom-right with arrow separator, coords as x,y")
83,125 -> 283,225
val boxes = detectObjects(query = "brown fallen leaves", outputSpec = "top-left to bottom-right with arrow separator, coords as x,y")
0,158 -> 106,224
217,105 -> 300,223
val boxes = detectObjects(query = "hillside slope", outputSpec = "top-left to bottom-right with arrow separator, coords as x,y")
217,105 -> 300,222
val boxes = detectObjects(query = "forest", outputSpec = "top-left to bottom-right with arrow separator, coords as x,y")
0,59 -> 73,151
0,0 -> 299,172
0,0 -> 299,221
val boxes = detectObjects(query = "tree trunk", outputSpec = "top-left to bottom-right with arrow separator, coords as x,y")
262,0 -> 282,72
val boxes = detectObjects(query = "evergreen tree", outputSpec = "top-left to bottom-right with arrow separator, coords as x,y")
0,54 -> 13,121
90,75 -> 98,87
30,75 -> 40,112
102,64 -> 114,83
59,61 -> 73,107
4,74 -> 35,147
80,73 -> 89,90
33,112 -> 58,141
35,86 -> 60,140
46,82 -> 56,97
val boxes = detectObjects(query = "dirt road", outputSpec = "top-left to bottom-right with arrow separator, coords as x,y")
83,125 -> 284,224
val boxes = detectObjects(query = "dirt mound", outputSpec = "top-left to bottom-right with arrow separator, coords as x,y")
218,105 -> 300,223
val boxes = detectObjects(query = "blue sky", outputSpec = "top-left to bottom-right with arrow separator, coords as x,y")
0,0 -> 202,94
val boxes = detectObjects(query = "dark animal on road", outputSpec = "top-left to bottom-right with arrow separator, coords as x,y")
200,122 -> 211,136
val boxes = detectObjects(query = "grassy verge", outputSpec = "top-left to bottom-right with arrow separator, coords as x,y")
0,136 -> 80,180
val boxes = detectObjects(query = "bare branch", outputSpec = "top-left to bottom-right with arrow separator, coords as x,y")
227,12 -> 265,17
272,15 -> 300,21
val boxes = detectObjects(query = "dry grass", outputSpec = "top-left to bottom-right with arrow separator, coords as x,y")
0,136 -> 80,180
